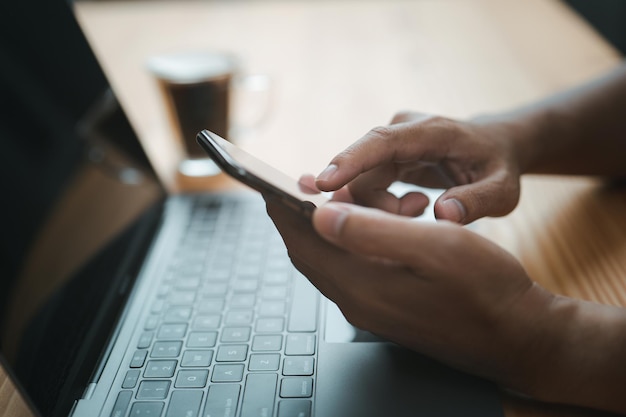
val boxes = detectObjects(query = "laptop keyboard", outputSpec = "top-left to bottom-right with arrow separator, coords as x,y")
110,196 -> 319,417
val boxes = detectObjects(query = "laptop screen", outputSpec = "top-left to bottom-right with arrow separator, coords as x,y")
0,1 -> 165,415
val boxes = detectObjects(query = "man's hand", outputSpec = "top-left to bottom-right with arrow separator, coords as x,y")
265,198 -> 626,413
315,112 -> 524,224
265,198 -> 553,388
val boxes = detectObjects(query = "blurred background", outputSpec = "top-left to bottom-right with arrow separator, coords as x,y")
70,0 -> 625,195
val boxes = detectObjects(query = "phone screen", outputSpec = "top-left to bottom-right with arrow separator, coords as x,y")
197,130 -> 328,216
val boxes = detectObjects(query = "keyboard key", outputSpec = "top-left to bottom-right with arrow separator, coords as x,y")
187,331 -> 217,348
216,242 -> 237,255
151,341 -> 182,358
144,360 -> 177,378
175,264 -> 204,277
130,350 -> 148,368
192,315 -> 221,330
205,267 -> 231,282
278,400 -> 312,417
201,283 -> 228,297
156,284 -> 171,299
288,274 -> 318,332
283,357 -> 315,376
258,301 -> 286,316
225,310 -> 253,326
163,307 -> 193,323
151,299 -> 166,314
181,350 -> 213,367
196,299 -> 224,314
260,286 -> 288,299
211,364 -> 245,382
265,272 -> 290,284
216,345 -> 248,362
203,384 -> 240,417
136,380 -> 170,400
266,256 -> 291,270
230,294 -> 256,308
165,390 -> 203,417
249,354 -> 280,371
122,370 -> 140,389
240,373 -> 277,417
237,263 -> 263,277
175,277 -> 202,290
280,377 -> 313,398
285,334 -> 316,356
221,326 -> 251,343
256,318 -> 284,333
169,290 -> 196,305
129,401 -> 164,417
175,369 -> 209,388
144,315 -> 159,331
157,323 -> 187,340
109,390 -> 132,417
252,335 -> 283,352
137,331 -> 154,349
232,280 -> 258,293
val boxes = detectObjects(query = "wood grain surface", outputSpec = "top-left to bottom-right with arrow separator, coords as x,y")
0,364 -> 32,417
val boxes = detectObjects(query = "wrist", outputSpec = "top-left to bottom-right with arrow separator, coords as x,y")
471,113 -> 542,175
502,288 -> 626,413
505,292 -> 579,400
503,115 -> 546,175
491,282 -> 558,394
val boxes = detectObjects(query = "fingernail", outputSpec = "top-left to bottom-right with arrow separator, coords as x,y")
441,198 -> 466,223
317,164 -> 338,182
318,203 -> 350,238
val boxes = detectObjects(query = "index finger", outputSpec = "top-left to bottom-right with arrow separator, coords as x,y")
315,119 -> 452,192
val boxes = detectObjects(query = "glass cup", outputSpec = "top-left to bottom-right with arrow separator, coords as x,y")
147,51 -> 271,177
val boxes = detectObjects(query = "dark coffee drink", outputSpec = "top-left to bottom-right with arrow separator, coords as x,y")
148,52 -> 237,160
158,74 -> 231,159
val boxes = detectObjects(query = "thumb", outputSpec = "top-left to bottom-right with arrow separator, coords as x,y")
434,172 -> 520,224
312,202 -> 441,264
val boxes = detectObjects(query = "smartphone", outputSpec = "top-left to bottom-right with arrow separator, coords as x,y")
196,130 -> 328,216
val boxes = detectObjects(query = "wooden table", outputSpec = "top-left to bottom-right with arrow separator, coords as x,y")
75,0 -> 623,192
3,0 -> 625,416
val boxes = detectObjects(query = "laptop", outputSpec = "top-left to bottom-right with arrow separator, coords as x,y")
0,1 -> 504,416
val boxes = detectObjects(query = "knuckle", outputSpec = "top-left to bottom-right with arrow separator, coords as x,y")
392,110 -> 434,125
423,114 -> 445,124
331,125 -> 393,165
423,115 -> 458,133
367,125 -> 395,141
390,110 -> 414,124
432,114 -> 466,133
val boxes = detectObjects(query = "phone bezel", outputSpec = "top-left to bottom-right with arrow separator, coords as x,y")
196,130 -> 327,216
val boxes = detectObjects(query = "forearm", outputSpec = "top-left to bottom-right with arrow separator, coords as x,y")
494,63 -> 626,177
510,292 -> 626,413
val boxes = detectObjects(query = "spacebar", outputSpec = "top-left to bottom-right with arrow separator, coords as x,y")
288,272 -> 319,332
